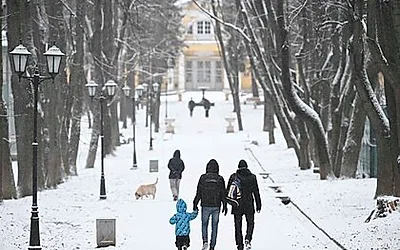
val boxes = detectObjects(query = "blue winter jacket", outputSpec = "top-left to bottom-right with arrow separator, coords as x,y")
169,199 -> 198,236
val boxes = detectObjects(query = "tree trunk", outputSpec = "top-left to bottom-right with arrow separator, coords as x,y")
240,0 -> 300,153
277,1 -> 332,179
352,1 -> 391,195
103,0 -> 120,151
7,0 -> 36,197
68,0 -> 86,176
264,92 -> 275,144
341,95 -> 366,178
377,0 -> 400,197
212,0 -> 244,131
44,0 -> 66,188
86,0 -> 103,168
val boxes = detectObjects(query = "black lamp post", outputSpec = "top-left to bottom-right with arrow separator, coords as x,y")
9,42 -> 64,250
149,82 -> 160,150
85,80 -> 117,200
122,84 -> 144,170
142,83 -> 149,127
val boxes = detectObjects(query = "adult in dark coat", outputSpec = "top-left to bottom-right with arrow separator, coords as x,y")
168,150 -> 185,201
227,159 -> 261,250
193,159 -> 227,250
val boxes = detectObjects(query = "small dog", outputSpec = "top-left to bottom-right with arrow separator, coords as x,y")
135,178 -> 158,200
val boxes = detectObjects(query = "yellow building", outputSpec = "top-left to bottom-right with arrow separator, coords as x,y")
173,0 -> 252,92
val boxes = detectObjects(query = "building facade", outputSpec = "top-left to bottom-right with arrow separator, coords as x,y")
174,0 -> 252,92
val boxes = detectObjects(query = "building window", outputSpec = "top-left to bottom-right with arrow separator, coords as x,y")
185,59 -> 223,90
197,21 -> 211,35
205,61 -> 211,82
204,21 -> 211,34
197,61 -> 204,83
197,22 -> 204,34
216,61 -> 222,83
187,24 -> 193,34
185,61 -> 193,83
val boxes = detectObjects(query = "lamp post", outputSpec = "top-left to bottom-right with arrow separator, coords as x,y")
142,83 -> 149,127
149,82 -> 159,150
9,42 -> 64,250
85,80 -> 117,200
122,84 -> 144,170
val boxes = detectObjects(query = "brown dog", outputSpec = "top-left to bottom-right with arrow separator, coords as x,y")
135,178 -> 158,200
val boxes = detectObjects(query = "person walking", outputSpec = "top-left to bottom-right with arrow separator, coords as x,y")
227,159 -> 261,250
193,159 -> 227,250
169,198 -> 198,250
168,149 -> 185,201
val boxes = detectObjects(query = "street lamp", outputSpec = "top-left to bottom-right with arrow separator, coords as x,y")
85,79 -> 117,200
9,42 -> 64,250
149,82 -> 160,150
122,84 -> 144,170
142,83 -> 149,127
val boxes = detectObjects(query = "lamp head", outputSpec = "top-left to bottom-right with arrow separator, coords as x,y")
9,43 -> 31,77
85,81 -> 98,98
167,56 -> 174,68
122,86 -> 131,97
43,43 -> 65,77
142,83 -> 149,93
105,80 -> 118,97
136,85 -> 144,97
153,82 -> 160,92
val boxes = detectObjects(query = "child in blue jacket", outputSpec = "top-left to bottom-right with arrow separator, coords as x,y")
170,199 -> 198,250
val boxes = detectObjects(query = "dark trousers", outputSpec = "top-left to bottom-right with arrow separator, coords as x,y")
175,235 -> 190,249
234,212 -> 254,248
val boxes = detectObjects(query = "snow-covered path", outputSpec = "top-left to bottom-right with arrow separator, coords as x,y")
1,92 -> 397,250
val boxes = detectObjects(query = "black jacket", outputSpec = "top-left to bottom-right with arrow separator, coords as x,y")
168,150 -> 185,179
227,167 -> 261,214
193,159 -> 227,209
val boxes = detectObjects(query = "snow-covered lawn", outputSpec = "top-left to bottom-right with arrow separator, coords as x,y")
0,92 -> 398,250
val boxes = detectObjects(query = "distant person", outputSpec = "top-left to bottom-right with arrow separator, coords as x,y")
227,159 -> 261,250
188,98 -> 195,117
169,198 -> 198,250
202,98 -> 211,117
168,149 -> 185,201
193,159 -> 227,250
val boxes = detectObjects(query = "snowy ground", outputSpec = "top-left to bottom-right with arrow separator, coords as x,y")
1,91 -> 399,250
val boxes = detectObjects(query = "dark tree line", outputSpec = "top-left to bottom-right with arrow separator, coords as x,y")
205,0 -> 400,197
2,0 -> 182,200
2,0 -> 400,202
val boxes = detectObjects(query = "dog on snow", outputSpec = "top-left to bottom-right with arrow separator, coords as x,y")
135,178 -> 158,200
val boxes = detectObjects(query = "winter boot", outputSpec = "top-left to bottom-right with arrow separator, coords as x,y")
245,240 -> 251,250
201,241 -> 209,250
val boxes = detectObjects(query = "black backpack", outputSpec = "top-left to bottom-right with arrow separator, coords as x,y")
226,174 -> 242,207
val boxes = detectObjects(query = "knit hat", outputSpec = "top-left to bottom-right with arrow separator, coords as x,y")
238,159 -> 248,169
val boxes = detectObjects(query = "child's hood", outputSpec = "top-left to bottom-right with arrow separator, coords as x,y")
176,199 -> 187,213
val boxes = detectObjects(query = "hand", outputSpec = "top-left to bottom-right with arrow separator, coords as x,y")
193,205 -> 198,211
222,206 -> 227,216
256,210 -> 261,213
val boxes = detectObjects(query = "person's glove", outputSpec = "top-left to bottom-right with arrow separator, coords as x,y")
256,209 -> 261,213
193,205 -> 198,211
222,206 -> 227,216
